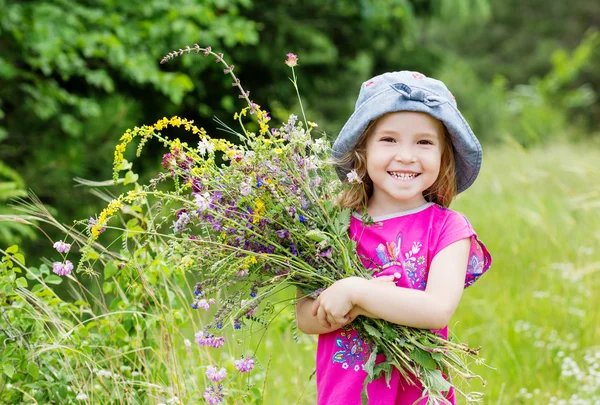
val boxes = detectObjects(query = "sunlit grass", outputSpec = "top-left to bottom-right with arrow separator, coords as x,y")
9,142 -> 599,404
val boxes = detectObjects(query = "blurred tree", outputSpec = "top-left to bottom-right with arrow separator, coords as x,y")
0,0 -> 492,259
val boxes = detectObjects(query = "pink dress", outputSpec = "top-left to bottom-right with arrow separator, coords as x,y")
316,202 -> 492,404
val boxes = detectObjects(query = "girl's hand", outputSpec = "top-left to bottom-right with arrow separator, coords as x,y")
311,277 -> 367,328
311,275 -> 396,328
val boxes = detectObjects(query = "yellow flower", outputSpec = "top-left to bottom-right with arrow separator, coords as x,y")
308,121 -> 318,128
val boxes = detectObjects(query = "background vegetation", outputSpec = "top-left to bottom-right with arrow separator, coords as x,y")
0,0 -> 598,404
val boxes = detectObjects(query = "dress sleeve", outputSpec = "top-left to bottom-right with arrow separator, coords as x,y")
434,211 -> 492,288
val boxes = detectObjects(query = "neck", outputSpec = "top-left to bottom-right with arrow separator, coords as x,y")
366,195 -> 428,217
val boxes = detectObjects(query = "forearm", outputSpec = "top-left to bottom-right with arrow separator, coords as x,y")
352,282 -> 454,330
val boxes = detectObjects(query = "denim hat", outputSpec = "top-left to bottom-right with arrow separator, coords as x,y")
332,71 -> 482,194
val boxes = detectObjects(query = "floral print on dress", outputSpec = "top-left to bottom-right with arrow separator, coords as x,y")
375,232 -> 403,270
402,241 -> 427,290
331,325 -> 372,371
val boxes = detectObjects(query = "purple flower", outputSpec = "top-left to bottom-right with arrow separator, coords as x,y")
197,298 -> 215,310
161,153 -> 177,171
299,215 -> 306,223
53,240 -> 71,253
203,385 -> 224,404
52,260 -> 73,276
206,366 -> 227,383
319,248 -> 333,258
195,331 -> 225,348
234,357 -> 255,373
276,229 -> 289,239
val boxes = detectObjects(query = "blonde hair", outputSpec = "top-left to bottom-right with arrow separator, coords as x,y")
333,117 -> 458,210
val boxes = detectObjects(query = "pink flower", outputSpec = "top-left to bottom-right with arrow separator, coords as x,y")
206,366 -> 227,382
234,357 -> 254,373
346,169 -> 362,184
52,260 -> 73,276
195,331 -> 225,348
203,385 -> 224,404
285,53 -> 298,67
241,300 -> 257,317
53,240 -> 71,253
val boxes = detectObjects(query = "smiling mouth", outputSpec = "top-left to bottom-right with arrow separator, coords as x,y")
388,171 -> 421,180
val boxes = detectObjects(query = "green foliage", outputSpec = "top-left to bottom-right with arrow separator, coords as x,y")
0,161 -> 36,246
437,31 -> 599,146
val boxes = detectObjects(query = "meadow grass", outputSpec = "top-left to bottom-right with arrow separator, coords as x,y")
7,142 -> 599,404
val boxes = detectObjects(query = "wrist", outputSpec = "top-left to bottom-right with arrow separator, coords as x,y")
348,277 -> 367,306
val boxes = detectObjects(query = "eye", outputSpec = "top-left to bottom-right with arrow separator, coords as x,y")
417,139 -> 433,145
381,137 -> 396,143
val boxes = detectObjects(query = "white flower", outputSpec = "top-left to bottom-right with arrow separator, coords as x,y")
197,138 -> 215,156
76,392 -> 88,401
240,182 -> 252,196
311,137 -> 327,153
346,169 -> 362,184
194,192 -> 210,211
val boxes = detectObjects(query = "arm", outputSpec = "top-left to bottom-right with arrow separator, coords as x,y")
295,290 -> 346,335
313,238 -> 471,330
295,290 -> 378,335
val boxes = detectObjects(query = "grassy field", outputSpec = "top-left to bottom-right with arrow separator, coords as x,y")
5,142 -> 599,405
248,142 -> 600,404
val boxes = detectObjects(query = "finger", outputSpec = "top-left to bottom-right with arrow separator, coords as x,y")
334,314 -> 351,325
374,275 -> 396,282
311,297 -> 320,317
317,306 -> 331,329
327,314 -> 337,326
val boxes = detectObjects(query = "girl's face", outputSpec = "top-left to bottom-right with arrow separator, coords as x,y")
365,111 -> 445,216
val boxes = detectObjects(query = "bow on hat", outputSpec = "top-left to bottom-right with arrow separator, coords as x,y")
391,83 -> 447,107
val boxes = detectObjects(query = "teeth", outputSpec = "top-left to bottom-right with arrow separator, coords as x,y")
389,172 -> 417,180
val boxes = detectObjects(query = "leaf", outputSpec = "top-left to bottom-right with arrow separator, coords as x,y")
13,253 -> 25,265
431,352 -> 444,362
6,245 -> 18,254
363,324 -> 382,338
364,347 -> 378,379
3,363 -> 14,378
123,170 -> 139,185
382,323 -> 397,340
306,230 -> 329,242
27,361 -> 39,379
410,348 -> 437,370
118,159 -> 133,171
104,261 -> 118,278
423,368 -> 452,392
15,277 -> 27,288
44,275 -> 63,285
102,282 -> 113,294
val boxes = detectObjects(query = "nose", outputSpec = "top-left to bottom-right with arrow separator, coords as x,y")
393,146 -> 416,163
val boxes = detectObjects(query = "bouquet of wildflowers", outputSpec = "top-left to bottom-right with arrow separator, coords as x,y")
71,46 -> 485,404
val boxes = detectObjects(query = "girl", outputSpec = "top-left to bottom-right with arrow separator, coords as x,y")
296,71 -> 492,404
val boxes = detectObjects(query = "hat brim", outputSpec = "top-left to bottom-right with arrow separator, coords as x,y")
332,85 -> 482,194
